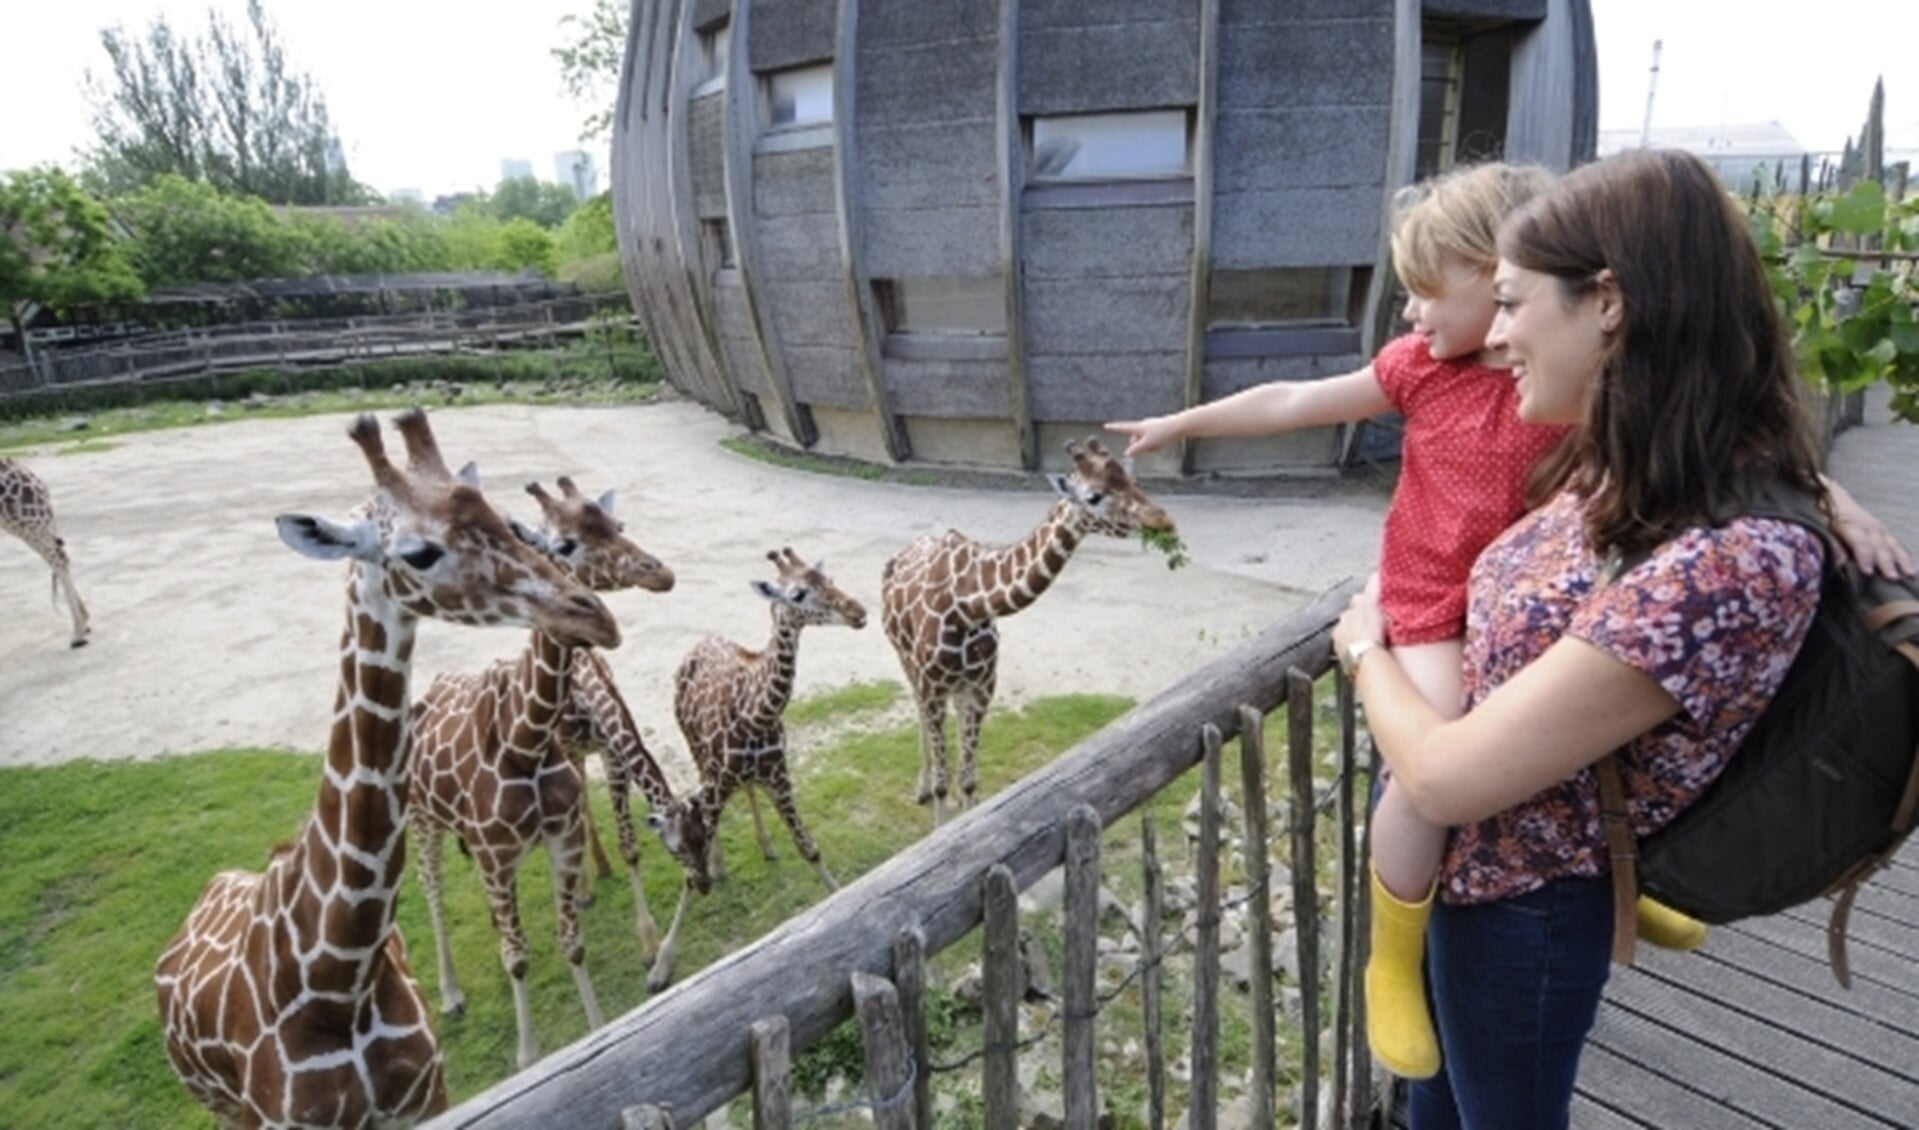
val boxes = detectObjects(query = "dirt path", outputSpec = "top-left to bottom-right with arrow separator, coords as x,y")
0,398 -> 1385,768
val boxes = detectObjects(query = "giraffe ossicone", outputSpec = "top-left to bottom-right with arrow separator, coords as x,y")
0,457 -> 91,647
154,410 -> 618,1128
881,437 -> 1176,825
407,473 -> 663,1071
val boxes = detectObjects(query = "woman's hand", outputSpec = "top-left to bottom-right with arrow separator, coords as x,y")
1824,477 -> 1916,578
1333,573 -> 1389,661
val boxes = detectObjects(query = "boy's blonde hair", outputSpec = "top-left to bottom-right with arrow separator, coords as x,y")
1390,162 -> 1555,295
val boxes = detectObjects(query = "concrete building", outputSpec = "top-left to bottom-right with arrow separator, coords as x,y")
612,0 -> 1598,473
500,157 -> 535,184
556,149 -> 599,198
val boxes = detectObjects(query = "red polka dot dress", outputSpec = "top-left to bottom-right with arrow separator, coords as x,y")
1370,333 -> 1571,646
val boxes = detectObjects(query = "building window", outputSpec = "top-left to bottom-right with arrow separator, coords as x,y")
701,23 -> 730,83
766,63 -> 834,129
1209,267 -> 1362,329
702,219 -> 736,269
1029,111 -> 1190,181
1416,32 -> 1463,178
876,277 -> 1004,336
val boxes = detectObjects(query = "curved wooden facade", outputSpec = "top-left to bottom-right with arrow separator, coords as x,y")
613,0 -> 1597,472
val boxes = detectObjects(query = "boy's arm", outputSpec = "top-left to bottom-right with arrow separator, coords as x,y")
1106,365 -> 1392,457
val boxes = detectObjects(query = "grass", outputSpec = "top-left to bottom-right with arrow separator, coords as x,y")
0,690 -> 1156,1126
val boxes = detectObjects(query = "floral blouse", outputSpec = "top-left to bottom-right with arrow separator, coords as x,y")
1442,490 -> 1824,905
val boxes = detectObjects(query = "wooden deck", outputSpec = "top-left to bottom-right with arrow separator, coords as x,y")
1577,850 -> 1919,1128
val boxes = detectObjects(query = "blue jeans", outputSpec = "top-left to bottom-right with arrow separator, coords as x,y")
1408,876 -> 1614,1130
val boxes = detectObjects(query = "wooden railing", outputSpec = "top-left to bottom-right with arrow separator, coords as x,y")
0,295 -> 635,398
429,577 -> 1378,1129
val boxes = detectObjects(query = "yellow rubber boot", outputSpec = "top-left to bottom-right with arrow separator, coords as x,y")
1635,895 -> 1707,951
1365,868 -> 1440,1079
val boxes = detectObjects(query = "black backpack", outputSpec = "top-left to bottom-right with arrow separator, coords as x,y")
1598,483 -> 1919,986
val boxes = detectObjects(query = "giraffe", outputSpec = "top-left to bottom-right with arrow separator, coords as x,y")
671,548 -> 865,906
406,476 -> 670,1070
153,410 -> 621,1129
554,647 -> 714,993
882,437 -> 1175,824
0,457 -> 90,647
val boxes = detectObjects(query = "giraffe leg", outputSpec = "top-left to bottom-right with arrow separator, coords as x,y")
608,768 -> 660,957
744,782 -> 778,862
578,758 -> 617,881
918,697 -> 953,826
768,760 -> 837,891
546,828 -> 604,1030
52,561 -> 90,648
414,823 -> 467,1019
645,882 -> 697,993
478,852 -> 541,1070
958,687 -> 991,811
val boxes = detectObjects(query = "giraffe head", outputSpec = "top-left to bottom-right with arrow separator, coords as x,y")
753,546 -> 868,630
1049,437 -> 1177,538
274,410 -> 622,650
645,799 -> 714,894
518,476 -> 676,595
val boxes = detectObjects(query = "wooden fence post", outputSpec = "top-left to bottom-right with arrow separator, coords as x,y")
891,927 -> 932,1129
1190,723 -> 1223,1130
1237,704 -> 1277,1129
851,972 -> 915,1130
983,864 -> 1021,1127
1064,804 -> 1102,1129
749,1015 -> 790,1130
1287,668 -> 1320,1125
1142,811 -> 1167,1130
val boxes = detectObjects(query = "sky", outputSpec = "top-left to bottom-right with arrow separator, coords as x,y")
3,1 -> 1916,199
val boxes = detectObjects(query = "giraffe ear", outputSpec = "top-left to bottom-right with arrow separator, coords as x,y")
751,579 -> 783,603
597,490 -> 617,517
509,518 -> 551,553
276,514 -> 379,562
455,461 -> 482,489
1047,472 -> 1074,499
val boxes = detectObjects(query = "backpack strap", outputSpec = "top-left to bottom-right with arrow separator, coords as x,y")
1596,755 -> 1639,966
1826,631 -> 1919,987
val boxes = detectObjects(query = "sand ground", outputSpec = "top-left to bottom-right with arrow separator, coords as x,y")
0,396 -> 1387,770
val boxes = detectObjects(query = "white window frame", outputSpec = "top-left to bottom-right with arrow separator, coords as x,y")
764,63 -> 834,131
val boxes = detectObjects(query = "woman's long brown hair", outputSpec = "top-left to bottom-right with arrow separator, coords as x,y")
1504,149 -> 1825,556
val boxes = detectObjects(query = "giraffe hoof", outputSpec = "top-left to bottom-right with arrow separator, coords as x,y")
441,1000 -> 466,1020
915,789 -> 934,806
646,970 -> 672,993
69,638 -> 88,649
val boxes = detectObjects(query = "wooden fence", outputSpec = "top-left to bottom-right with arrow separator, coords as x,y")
428,578 -> 1378,1129
0,294 -> 634,399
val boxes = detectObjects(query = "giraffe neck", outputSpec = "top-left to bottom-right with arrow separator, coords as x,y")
976,500 -> 1089,618
574,651 -> 678,809
503,628 -> 575,760
748,611 -> 805,729
290,566 -> 418,991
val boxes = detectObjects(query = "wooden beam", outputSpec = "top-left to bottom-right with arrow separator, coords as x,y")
995,0 -> 1036,470
833,0 -> 911,462
1178,0 -> 1221,477
669,0 -> 748,418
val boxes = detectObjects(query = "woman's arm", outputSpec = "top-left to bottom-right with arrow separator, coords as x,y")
1107,366 -> 1392,457
1333,585 -> 1678,826
1820,474 -> 1916,577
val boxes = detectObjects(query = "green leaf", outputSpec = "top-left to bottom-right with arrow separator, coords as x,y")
1827,181 -> 1887,236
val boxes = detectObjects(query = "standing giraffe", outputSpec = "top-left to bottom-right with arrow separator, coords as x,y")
153,411 -> 620,1128
407,476 -> 669,1070
555,647 -> 714,992
672,548 -> 865,899
882,438 -> 1175,823
0,457 -> 90,647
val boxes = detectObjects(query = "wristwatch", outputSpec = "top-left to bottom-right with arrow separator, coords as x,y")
1340,638 -> 1380,680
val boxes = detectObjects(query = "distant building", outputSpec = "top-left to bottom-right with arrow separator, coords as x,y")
325,136 -> 347,177
1598,121 -> 1819,193
555,150 -> 597,199
499,158 -> 534,184
389,188 -> 426,206
613,0 -> 1600,473
433,191 -> 482,215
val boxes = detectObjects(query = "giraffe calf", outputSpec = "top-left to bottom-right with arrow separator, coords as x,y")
672,548 -> 865,899
0,458 -> 90,647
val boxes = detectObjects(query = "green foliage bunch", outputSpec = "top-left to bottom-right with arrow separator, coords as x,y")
115,175 -> 310,286
1748,178 -> 1919,424
491,176 -> 580,230
0,167 -> 143,345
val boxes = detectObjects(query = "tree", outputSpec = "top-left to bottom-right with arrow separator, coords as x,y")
491,176 -> 579,229
553,0 -> 627,142
0,168 -> 143,359
114,175 -> 308,287
84,0 -> 369,205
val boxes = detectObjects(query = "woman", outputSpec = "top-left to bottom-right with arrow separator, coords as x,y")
1330,147 -> 1905,1127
